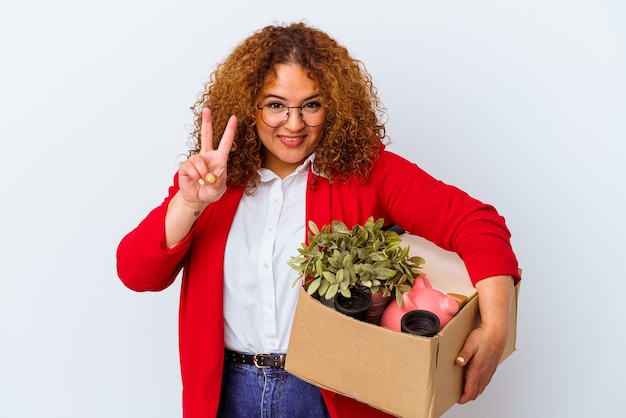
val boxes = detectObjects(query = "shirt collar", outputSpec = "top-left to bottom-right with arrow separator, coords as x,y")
258,154 -> 316,183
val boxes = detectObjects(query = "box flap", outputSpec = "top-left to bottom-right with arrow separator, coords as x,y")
400,234 -> 475,297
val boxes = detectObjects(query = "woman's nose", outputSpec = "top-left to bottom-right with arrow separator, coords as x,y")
283,108 -> 306,130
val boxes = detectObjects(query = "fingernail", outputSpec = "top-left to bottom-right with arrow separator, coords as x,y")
198,178 -> 205,185
207,174 -> 216,184
456,356 -> 465,364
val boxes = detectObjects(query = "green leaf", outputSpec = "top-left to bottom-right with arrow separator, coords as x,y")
308,220 -> 320,236
322,271 -> 337,284
336,269 -> 347,286
374,266 -> 397,280
397,283 -> 413,293
315,260 -> 325,277
342,253 -> 354,268
326,284 -> 339,299
319,280 -> 330,296
369,252 -> 386,262
354,230 -> 368,247
331,220 -> 350,234
328,253 -> 343,269
286,260 -> 299,271
395,288 -> 403,307
306,278 -> 321,295
384,241 -> 401,253
409,256 -> 425,266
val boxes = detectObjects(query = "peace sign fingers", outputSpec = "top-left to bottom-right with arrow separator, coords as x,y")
200,108 -> 237,155
177,108 -> 237,205
198,108 -> 237,184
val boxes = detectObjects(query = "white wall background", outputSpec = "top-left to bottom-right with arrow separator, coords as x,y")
1,1 -> 624,417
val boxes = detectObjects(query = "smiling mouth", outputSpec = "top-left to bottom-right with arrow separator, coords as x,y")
279,135 -> 307,148
280,135 -> 305,142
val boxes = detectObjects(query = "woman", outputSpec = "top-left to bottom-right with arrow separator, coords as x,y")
117,22 -> 520,417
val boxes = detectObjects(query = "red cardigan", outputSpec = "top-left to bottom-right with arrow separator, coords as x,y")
116,150 -> 519,417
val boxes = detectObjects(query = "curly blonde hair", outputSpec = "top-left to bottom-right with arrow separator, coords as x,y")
190,22 -> 387,188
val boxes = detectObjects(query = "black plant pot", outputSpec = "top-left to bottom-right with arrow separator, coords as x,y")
400,310 -> 440,337
318,294 -> 335,308
334,289 -> 373,322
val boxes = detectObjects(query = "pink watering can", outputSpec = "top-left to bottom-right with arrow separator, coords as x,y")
380,275 -> 461,335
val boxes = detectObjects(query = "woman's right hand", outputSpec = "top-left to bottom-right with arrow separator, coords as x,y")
165,108 -> 237,248
178,108 -> 238,208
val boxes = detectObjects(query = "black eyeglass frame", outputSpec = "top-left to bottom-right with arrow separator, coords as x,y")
256,104 -> 326,128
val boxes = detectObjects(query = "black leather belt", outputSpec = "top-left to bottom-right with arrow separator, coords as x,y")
225,349 -> 286,369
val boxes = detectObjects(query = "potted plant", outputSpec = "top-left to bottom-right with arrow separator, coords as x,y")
288,217 -> 425,323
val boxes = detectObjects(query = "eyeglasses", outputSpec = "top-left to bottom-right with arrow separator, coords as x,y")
256,102 -> 326,128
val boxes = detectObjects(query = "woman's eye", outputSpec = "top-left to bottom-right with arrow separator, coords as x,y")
266,102 -> 286,110
303,101 -> 321,109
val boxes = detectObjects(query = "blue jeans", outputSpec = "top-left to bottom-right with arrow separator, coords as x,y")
217,361 -> 331,418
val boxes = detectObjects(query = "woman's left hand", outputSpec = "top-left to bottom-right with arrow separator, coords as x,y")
455,275 -> 514,404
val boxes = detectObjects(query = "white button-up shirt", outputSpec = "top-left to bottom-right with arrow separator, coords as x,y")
222,158 -> 311,354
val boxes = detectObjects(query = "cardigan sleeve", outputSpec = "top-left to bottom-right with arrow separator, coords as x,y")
116,174 -> 192,292
375,151 -> 520,285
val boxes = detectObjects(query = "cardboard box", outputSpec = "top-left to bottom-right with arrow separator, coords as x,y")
285,234 -> 519,418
